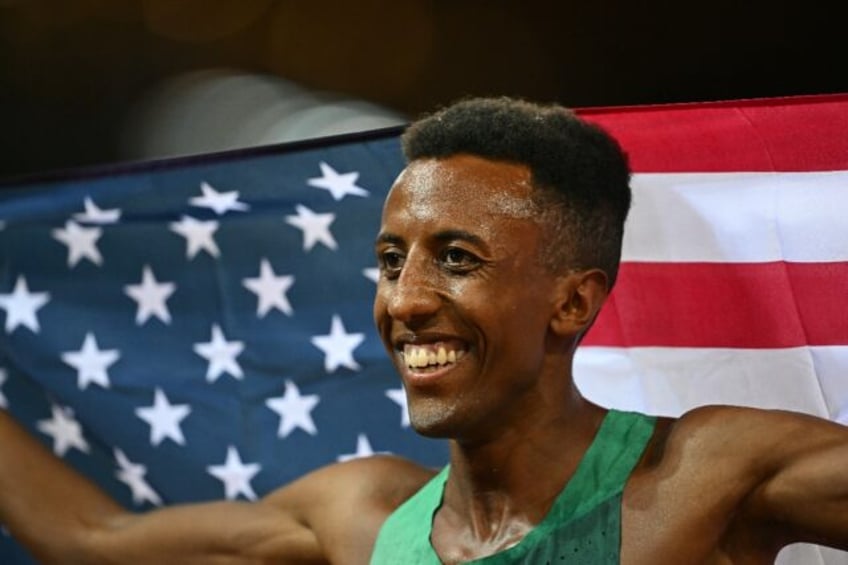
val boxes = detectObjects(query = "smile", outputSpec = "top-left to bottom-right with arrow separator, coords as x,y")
403,343 -> 466,370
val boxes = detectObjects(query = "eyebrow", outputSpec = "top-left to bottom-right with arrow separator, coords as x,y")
432,229 -> 487,248
375,230 -> 487,249
375,232 -> 403,247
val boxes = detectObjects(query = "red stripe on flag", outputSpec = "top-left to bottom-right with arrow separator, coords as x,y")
584,261 -> 848,348
577,94 -> 848,173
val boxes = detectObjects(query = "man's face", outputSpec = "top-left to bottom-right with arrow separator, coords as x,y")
373,155 -> 562,441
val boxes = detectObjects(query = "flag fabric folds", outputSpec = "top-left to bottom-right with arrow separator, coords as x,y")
0,94 -> 846,564
576,96 -> 848,430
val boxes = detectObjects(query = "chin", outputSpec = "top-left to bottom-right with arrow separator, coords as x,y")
408,401 -> 463,439
410,421 -> 454,439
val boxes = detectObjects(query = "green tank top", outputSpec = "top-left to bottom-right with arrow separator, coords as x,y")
370,410 -> 656,564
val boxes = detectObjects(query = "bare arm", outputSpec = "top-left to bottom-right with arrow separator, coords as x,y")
0,409 -> 128,563
0,409 -> 432,564
740,409 -> 848,550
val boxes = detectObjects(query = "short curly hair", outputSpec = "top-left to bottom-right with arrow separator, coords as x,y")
401,96 -> 631,289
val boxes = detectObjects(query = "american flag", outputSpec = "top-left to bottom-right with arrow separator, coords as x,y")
0,129 -> 449,563
0,94 -> 846,564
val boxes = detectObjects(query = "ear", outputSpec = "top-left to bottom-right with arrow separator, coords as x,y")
549,269 -> 609,337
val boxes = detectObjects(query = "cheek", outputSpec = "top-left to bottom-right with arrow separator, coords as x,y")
486,281 -> 554,356
488,312 -> 551,385
442,276 -> 471,299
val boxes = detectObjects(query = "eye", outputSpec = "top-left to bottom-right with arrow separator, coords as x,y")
440,246 -> 480,272
378,248 -> 405,278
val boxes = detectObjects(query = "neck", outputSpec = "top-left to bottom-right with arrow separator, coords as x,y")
442,386 -> 605,533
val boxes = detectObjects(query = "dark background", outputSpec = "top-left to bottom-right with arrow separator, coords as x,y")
1,0 -> 844,182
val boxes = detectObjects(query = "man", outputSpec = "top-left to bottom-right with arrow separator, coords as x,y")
1,96 -> 847,564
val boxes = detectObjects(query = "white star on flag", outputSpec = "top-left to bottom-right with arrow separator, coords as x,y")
265,380 -> 320,438
73,196 -> 121,224
337,433 -> 388,463
114,448 -> 162,507
307,161 -> 370,201
385,388 -> 410,428
207,446 -> 261,500
285,205 -> 337,251
124,265 -> 176,325
310,314 -> 365,373
51,220 -> 103,267
0,369 -> 7,409
190,181 -> 250,215
363,267 -> 380,284
169,215 -> 220,259
242,258 -> 295,317
60,332 -> 120,390
0,275 -> 50,333
193,324 -> 245,382
36,404 -> 90,457
135,388 -> 192,446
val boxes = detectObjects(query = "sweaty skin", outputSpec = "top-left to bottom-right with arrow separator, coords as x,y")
0,154 -> 846,565
374,157 -> 561,441
371,155 -> 848,564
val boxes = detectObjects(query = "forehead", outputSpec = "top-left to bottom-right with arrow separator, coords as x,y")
382,155 -> 537,230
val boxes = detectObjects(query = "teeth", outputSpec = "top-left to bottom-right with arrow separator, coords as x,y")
404,344 -> 466,369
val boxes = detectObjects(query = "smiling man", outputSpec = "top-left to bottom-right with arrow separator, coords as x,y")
1,97 -> 847,564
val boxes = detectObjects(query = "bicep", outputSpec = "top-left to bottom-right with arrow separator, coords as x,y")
749,415 -> 848,549
92,499 -> 326,565
91,456 -> 431,565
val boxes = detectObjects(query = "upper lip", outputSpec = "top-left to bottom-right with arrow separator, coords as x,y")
392,331 -> 466,350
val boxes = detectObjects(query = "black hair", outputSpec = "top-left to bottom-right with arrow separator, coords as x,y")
401,96 -> 632,288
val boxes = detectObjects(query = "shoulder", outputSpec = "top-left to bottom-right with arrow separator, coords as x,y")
624,406 -> 848,558
630,404 -> 846,512
635,404 -> 847,524
655,405 -> 844,465
267,454 -> 437,518
317,454 -> 438,509
263,455 -> 438,564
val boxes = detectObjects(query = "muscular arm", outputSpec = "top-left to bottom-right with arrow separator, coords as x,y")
743,409 -> 848,550
0,410 -> 432,564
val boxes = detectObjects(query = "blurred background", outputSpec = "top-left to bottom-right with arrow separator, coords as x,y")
1,0 -> 844,182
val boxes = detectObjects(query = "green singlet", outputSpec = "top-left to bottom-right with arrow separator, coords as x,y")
370,410 -> 656,564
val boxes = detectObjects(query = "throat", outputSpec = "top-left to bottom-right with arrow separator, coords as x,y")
432,495 -> 537,563
431,463 -> 565,563
430,405 -> 608,561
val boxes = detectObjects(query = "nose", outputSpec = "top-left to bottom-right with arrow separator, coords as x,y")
384,256 -> 441,325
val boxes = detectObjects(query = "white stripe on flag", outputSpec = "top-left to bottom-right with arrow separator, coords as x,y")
575,345 -> 846,420
624,171 -> 848,263
811,346 -> 848,425
778,542 -> 848,565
